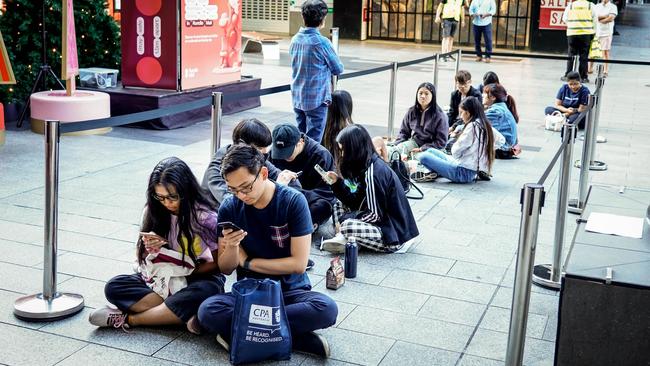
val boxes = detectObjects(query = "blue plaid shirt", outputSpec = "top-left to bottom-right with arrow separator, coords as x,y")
290,27 -> 344,111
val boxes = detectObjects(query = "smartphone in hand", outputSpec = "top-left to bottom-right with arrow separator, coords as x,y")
314,164 -> 335,184
139,232 -> 166,241
217,221 -> 243,233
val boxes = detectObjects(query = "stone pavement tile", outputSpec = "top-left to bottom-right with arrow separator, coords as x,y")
50,252 -> 134,282
447,261 -> 508,285
0,203 -> 44,225
491,286 -> 559,317
500,267 -> 562,296
331,301 -> 356,327
108,224 -> 142,243
300,356 -> 358,365
0,262 -> 72,294
57,212 -> 137,237
57,343 -> 181,366
466,235 -> 518,255
40,307 -> 184,356
465,328 -> 555,364
542,315 -> 558,342
1,322 -> 87,366
338,306 -> 474,353
361,252 -> 455,276
0,239 -> 48,267
0,220 -> 43,244
152,333 -> 231,366
308,255 -> 390,285
380,269 -> 497,305
378,341 -> 460,366
457,355 -> 504,366
479,306 -> 547,339
313,280 -> 429,315
319,327 -> 395,366
307,273 -> 325,288
417,296 -> 486,327
0,289 -> 47,330
411,226 -> 477,247
57,277 -> 109,310
413,241 -> 515,267
30,229 -> 134,258
436,218 -> 520,243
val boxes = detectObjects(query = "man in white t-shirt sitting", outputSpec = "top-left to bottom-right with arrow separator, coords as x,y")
588,0 -> 618,77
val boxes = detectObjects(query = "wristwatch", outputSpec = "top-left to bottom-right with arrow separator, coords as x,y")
243,258 -> 253,270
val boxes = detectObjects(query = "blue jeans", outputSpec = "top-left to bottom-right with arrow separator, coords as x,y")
198,288 -> 338,338
294,103 -> 328,143
473,24 -> 493,59
419,148 -> 477,183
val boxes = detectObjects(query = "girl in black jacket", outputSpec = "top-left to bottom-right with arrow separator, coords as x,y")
320,125 -> 419,253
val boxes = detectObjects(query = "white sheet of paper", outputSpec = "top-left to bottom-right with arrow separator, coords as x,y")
585,212 -> 644,239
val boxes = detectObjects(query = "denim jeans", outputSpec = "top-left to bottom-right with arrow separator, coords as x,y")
473,24 -> 493,59
419,148 -> 477,183
294,103 -> 328,143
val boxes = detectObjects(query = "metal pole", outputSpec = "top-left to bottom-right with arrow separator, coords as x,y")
455,49 -> 462,76
387,61 -> 398,139
433,53 -> 440,90
210,92 -> 223,157
506,183 -> 545,366
532,123 -> 576,290
572,55 -> 579,73
14,120 -> 84,320
568,95 -> 596,215
587,65 -> 608,170
330,28 -> 340,91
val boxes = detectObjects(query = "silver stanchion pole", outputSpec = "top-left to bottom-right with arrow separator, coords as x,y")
210,92 -> 223,157
387,61 -> 398,139
572,55 -> 579,72
455,49 -> 462,75
506,183 -> 545,366
568,95 -> 596,215
532,123 -> 576,290
585,65 -> 607,170
330,27 -> 340,90
14,120 -> 84,320
433,53 -> 440,90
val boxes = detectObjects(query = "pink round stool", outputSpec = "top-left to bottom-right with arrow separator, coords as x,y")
30,91 -> 111,135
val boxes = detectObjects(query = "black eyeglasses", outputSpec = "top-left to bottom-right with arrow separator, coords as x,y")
153,193 -> 181,202
227,169 -> 261,195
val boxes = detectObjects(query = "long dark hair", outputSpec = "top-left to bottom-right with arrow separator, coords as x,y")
138,157 -> 217,265
483,83 -> 519,123
413,82 -> 437,111
336,124 -> 376,180
323,90 -> 353,161
459,97 -> 496,173
482,71 -> 500,86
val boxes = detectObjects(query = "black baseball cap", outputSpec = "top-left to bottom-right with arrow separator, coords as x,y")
271,124 -> 301,160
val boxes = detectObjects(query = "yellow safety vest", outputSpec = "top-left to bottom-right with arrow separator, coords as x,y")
566,0 -> 595,36
441,0 -> 463,21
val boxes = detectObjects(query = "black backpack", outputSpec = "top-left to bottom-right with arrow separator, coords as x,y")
389,151 -> 424,200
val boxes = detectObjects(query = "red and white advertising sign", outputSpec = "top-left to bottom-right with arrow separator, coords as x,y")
539,0 -> 568,30
121,0 -> 178,89
180,0 -> 242,90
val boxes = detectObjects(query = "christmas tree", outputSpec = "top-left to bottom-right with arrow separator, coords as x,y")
0,0 -> 120,104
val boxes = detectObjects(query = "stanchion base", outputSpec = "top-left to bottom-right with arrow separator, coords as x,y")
567,198 -> 583,215
596,135 -> 607,143
532,264 -> 561,290
14,292 -> 84,321
574,160 -> 608,171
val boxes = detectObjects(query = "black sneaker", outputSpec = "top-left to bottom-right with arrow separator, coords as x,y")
306,259 -> 315,271
293,332 -> 330,358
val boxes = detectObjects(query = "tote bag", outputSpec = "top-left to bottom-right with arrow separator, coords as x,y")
589,37 -> 603,59
230,278 -> 291,365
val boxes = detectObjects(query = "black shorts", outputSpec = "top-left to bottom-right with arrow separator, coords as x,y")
442,19 -> 458,38
105,273 -> 225,322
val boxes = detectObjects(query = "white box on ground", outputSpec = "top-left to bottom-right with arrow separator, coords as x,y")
261,41 -> 280,60
79,68 -> 119,88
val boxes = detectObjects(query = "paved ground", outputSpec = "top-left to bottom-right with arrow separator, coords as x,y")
1,4 -> 649,366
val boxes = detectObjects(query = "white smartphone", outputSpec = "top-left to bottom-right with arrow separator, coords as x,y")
314,164 -> 334,184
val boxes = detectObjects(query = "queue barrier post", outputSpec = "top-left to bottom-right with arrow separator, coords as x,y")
568,94 -> 597,215
572,55 -> 579,73
387,61 -> 398,139
331,27 -> 340,90
455,49 -> 462,76
532,123 -> 577,290
506,183 -> 545,365
585,64 -> 608,170
211,92 -> 223,158
433,53 -> 440,90
14,120 -> 84,320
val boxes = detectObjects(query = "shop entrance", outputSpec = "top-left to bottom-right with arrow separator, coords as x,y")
366,0 -> 532,49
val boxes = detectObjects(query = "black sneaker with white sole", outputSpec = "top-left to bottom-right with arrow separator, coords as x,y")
293,331 -> 330,358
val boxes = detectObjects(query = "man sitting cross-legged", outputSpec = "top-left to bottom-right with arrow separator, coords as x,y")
197,144 -> 338,358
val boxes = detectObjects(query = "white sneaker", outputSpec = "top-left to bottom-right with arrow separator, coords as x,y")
315,219 -> 337,240
320,233 -> 347,254
88,306 -> 129,330
216,334 -> 230,352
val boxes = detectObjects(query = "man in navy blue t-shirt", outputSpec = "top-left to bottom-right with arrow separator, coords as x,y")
197,144 -> 337,359
544,71 -> 591,129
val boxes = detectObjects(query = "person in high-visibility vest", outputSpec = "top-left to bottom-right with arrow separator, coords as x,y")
436,0 -> 466,60
561,0 -> 598,82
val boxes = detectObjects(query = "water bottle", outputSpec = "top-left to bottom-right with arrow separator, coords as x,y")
344,237 -> 358,278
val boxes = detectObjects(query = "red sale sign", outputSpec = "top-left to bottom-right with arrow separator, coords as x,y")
540,0 -> 568,30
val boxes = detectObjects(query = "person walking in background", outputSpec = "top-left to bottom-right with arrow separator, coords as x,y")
588,0 -> 617,77
562,0 -> 597,83
435,0 -> 465,60
469,0 -> 496,63
290,0 -> 344,143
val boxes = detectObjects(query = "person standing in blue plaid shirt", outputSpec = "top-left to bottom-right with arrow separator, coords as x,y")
290,0 -> 344,143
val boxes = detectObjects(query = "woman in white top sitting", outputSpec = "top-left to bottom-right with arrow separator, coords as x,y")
419,96 -> 504,183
